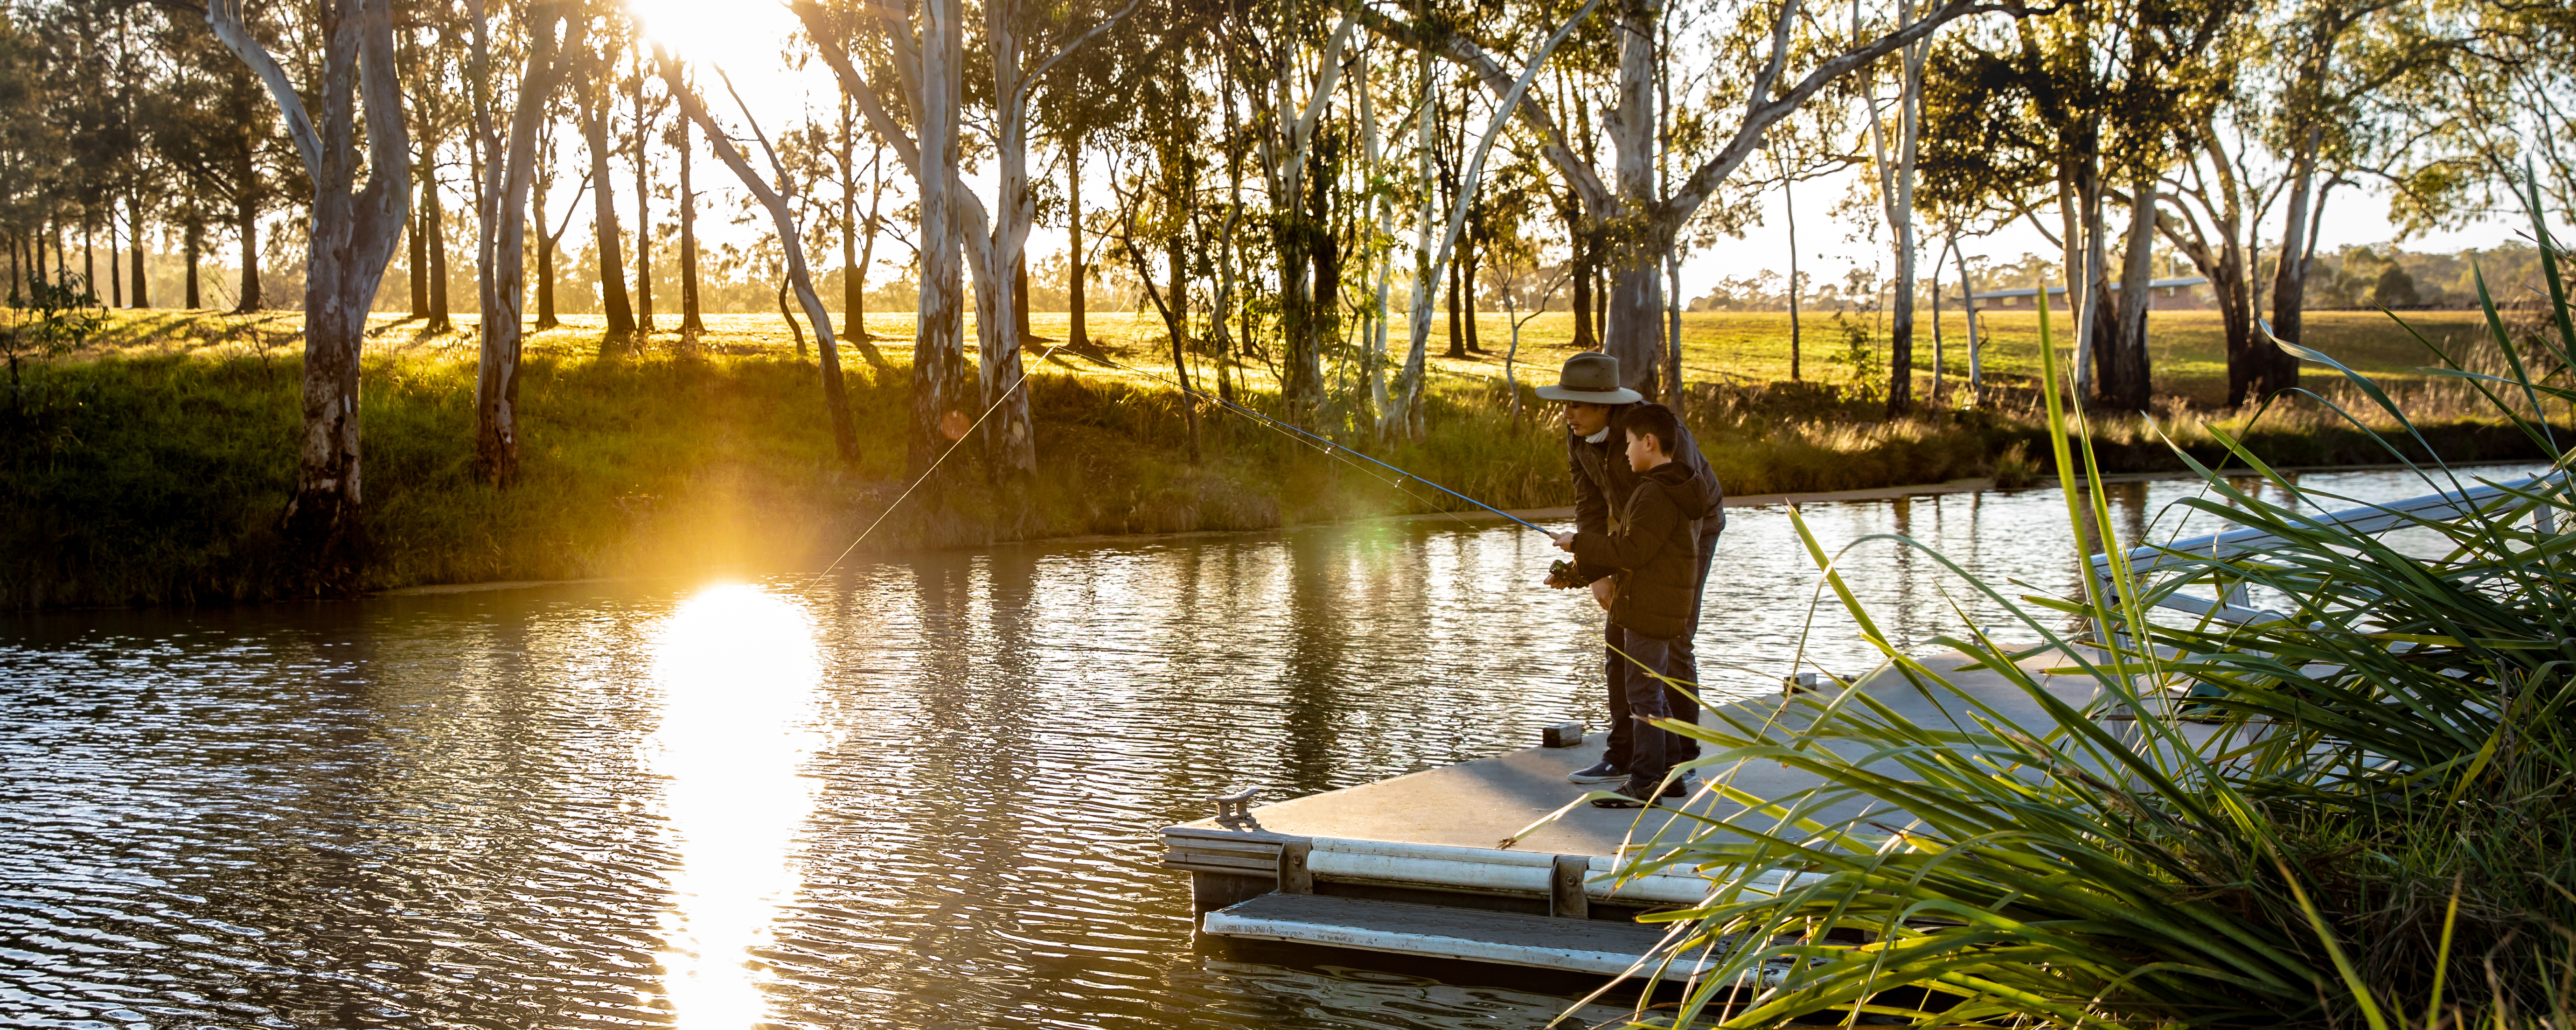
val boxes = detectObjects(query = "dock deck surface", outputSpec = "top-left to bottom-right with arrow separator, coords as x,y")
1176,649 -> 2109,859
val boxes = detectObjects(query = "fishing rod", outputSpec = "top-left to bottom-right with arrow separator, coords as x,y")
821,340 -> 1071,574
1090,353 -> 1559,538
1221,396 -> 1556,536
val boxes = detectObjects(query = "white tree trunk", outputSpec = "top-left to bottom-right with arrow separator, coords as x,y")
208,0 -> 411,586
974,3 -> 1036,478
1396,50 -> 1437,441
469,1 -> 577,487
1604,0 -> 1664,398
912,0 -> 969,476
1363,45 -> 1391,430
656,52 -> 858,461
1957,233 -> 1983,405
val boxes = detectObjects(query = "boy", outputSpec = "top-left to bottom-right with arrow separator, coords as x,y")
1536,354 -> 1724,792
1553,402 -> 1715,808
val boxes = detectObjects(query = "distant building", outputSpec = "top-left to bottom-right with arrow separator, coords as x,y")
1960,276 -> 2211,312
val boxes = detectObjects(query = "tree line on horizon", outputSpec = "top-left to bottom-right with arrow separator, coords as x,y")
0,0 -> 2567,585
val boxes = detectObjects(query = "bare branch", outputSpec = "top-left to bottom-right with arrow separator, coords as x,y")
1667,0 -> 2029,220
205,0 -> 324,183
1345,1 -> 1610,210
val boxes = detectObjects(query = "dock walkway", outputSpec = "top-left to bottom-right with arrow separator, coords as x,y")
1163,649 -> 2156,975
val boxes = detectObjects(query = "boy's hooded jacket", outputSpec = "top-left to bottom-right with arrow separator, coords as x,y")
1571,460 -> 1718,640
1567,415 -> 1724,582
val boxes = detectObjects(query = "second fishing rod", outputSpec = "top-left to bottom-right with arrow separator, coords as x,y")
1087,352 -> 1558,538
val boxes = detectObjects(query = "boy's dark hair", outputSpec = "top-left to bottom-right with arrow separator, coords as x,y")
1619,403 -> 1683,457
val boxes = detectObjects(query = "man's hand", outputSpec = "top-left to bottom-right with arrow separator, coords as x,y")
1590,577 -> 1614,611
1552,531 -> 1577,552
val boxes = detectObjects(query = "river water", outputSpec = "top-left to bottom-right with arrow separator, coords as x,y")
0,463 -> 2537,1030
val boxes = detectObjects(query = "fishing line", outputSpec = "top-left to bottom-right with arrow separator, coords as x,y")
1086,352 -> 1559,538
1105,357 -> 1465,520
821,340 -> 1070,574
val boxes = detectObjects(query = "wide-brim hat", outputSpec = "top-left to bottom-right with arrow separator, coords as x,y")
1533,351 -> 1643,404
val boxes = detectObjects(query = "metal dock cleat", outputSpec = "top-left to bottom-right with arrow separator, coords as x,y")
1210,785 -> 1261,829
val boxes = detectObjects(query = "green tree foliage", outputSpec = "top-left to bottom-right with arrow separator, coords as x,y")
1917,0 -> 2238,411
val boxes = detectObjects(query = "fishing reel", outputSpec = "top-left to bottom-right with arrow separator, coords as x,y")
1548,558 -> 1578,586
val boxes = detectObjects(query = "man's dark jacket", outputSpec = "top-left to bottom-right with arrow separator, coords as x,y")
1567,414 -> 1725,589
1571,460 -> 1719,640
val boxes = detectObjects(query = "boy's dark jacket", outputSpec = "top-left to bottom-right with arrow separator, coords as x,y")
1568,420 -> 1724,576
1571,460 -> 1717,640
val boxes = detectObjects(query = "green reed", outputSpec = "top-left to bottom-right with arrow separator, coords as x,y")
1596,177 -> 2576,1029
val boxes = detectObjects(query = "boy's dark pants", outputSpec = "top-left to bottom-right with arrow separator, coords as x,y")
1607,630 -> 1687,796
1603,531 -> 1719,780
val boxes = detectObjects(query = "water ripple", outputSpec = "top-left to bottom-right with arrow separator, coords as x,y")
0,465 -> 2533,1028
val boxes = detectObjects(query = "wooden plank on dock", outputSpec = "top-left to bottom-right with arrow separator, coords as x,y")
1201,892 -> 1706,977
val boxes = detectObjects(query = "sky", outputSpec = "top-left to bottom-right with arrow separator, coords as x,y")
615,0 -> 2535,306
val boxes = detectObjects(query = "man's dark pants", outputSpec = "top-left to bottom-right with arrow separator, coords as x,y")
1604,530 -> 1719,779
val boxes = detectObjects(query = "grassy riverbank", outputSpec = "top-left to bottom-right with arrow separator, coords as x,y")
0,307 -> 2549,608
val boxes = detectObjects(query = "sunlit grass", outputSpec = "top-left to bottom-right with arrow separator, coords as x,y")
0,305 -> 2549,606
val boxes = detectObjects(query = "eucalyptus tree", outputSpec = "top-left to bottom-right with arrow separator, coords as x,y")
102,0 -> 160,309
579,8 -> 636,343
1911,128 -> 2010,405
654,49 -> 860,462
1387,43 -> 1438,438
2247,0 -> 2473,366
1353,0 -> 2044,404
828,94 -> 893,369
788,0 -> 1158,476
203,0 -> 411,583
402,15 -> 471,332
530,100 -> 585,330
1918,0 -> 2233,410
1859,2 -> 1929,412
466,0 -> 582,485
2422,0 -> 2575,218
1111,65 -> 1210,464
1227,1 -> 1360,420
2138,88 -> 2278,404
144,11 -> 285,313
51,0 -> 138,307
623,43 -> 667,334
669,102 -> 703,333
1355,40 -> 1400,425
0,10 -> 59,303
152,11 -> 289,313
1030,25 -> 1132,366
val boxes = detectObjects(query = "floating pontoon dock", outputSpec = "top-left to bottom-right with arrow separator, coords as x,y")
1166,475 -> 2549,978
1162,649 -> 2141,977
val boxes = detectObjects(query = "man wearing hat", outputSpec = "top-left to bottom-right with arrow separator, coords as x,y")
1536,352 -> 1726,793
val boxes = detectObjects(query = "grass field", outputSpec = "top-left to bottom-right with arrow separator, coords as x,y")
0,305 -> 2547,606
62,303 -> 2493,404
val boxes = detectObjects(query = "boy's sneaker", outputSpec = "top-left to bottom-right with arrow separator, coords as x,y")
1566,761 -> 1625,785
1587,783 -> 1649,808
1592,777 -> 1690,809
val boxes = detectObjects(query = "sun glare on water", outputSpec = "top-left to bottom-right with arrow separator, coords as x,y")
645,583 -> 829,1029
